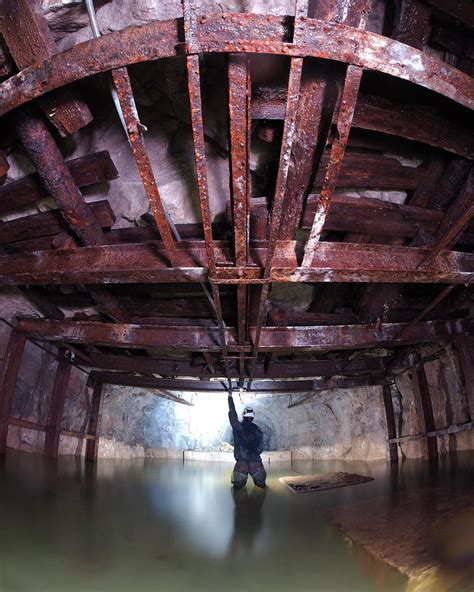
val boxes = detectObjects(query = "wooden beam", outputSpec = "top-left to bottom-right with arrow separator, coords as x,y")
44,351 -> 72,458
389,421 -> 473,444
0,151 -> 118,216
85,379 -> 103,462
84,352 -> 391,378
410,357 -> 438,459
252,91 -> 474,159
454,334 -> 474,421
0,330 -> 26,454
1,0 -> 92,136
15,317 -> 473,354
382,384 -> 398,463
0,201 -> 115,249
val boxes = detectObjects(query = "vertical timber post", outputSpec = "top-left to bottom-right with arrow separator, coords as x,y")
454,334 -> 474,421
0,330 -> 26,455
85,378 -> 103,462
382,383 -> 398,463
411,356 -> 438,460
44,350 -> 72,459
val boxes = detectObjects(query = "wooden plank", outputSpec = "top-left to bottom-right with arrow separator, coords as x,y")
0,151 -> 118,216
44,351 -> 72,458
1,0 -> 92,136
0,201 -> 115,248
0,330 -> 26,454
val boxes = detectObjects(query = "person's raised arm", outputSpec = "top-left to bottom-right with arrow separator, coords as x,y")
228,394 -> 240,430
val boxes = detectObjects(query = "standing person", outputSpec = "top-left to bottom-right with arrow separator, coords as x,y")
228,393 -> 267,489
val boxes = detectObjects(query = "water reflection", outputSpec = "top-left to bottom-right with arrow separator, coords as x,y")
0,451 -> 472,592
228,485 -> 267,557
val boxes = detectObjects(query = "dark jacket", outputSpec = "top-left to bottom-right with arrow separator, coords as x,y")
228,396 -> 264,462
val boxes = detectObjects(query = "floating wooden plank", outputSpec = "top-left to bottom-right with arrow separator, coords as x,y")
0,151 -> 118,216
280,472 -> 374,493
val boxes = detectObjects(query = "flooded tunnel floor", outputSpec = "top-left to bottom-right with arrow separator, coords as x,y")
0,451 -> 473,592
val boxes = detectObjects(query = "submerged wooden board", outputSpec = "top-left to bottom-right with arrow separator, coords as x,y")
280,471 -> 374,493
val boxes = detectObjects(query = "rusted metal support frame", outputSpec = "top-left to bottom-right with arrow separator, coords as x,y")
186,53 -> 232,388
85,377 -> 103,462
250,58 -> 304,379
0,329 -> 26,455
44,349 -> 72,458
301,65 -> 363,267
453,334 -> 474,421
228,53 -> 251,382
111,68 -> 180,267
382,383 -> 399,463
1,14 -> 473,118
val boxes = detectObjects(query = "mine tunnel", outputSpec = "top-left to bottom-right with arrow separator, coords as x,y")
0,0 -> 473,590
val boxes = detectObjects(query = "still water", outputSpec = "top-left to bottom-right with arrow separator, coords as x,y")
0,451 -> 472,592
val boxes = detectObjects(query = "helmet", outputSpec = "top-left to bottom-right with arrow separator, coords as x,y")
242,407 -> 255,419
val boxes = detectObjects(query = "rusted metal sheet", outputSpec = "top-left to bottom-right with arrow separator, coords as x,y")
1,15 -> 472,117
44,351 -> 72,458
15,317 -> 473,353
111,67 -> 179,267
15,109 -> 106,247
1,0 -> 92,135
0,330 -> 26,455
301,65 -> 363,267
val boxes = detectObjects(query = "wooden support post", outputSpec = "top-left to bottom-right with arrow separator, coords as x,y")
0,330 -> 26,455
44,351 -> 72,458
454,334 -> 474,421
85,379 -> 103,462
382,383 -> 398,463
411,357 -> 438,459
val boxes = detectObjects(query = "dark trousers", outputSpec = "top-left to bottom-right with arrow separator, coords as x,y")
231,460 -> 267,489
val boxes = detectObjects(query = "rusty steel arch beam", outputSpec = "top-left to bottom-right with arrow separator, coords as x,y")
0,15 -> 472,118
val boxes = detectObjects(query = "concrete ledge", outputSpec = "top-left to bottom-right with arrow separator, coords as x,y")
183,450 -> 292,463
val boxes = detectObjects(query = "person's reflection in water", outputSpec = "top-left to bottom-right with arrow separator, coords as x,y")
228,485 -> 267,559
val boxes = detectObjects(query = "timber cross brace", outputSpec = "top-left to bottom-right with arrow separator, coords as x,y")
0,0 -> 472,401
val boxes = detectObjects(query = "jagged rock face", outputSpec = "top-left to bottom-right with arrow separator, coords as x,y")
93,383 -> 388,461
